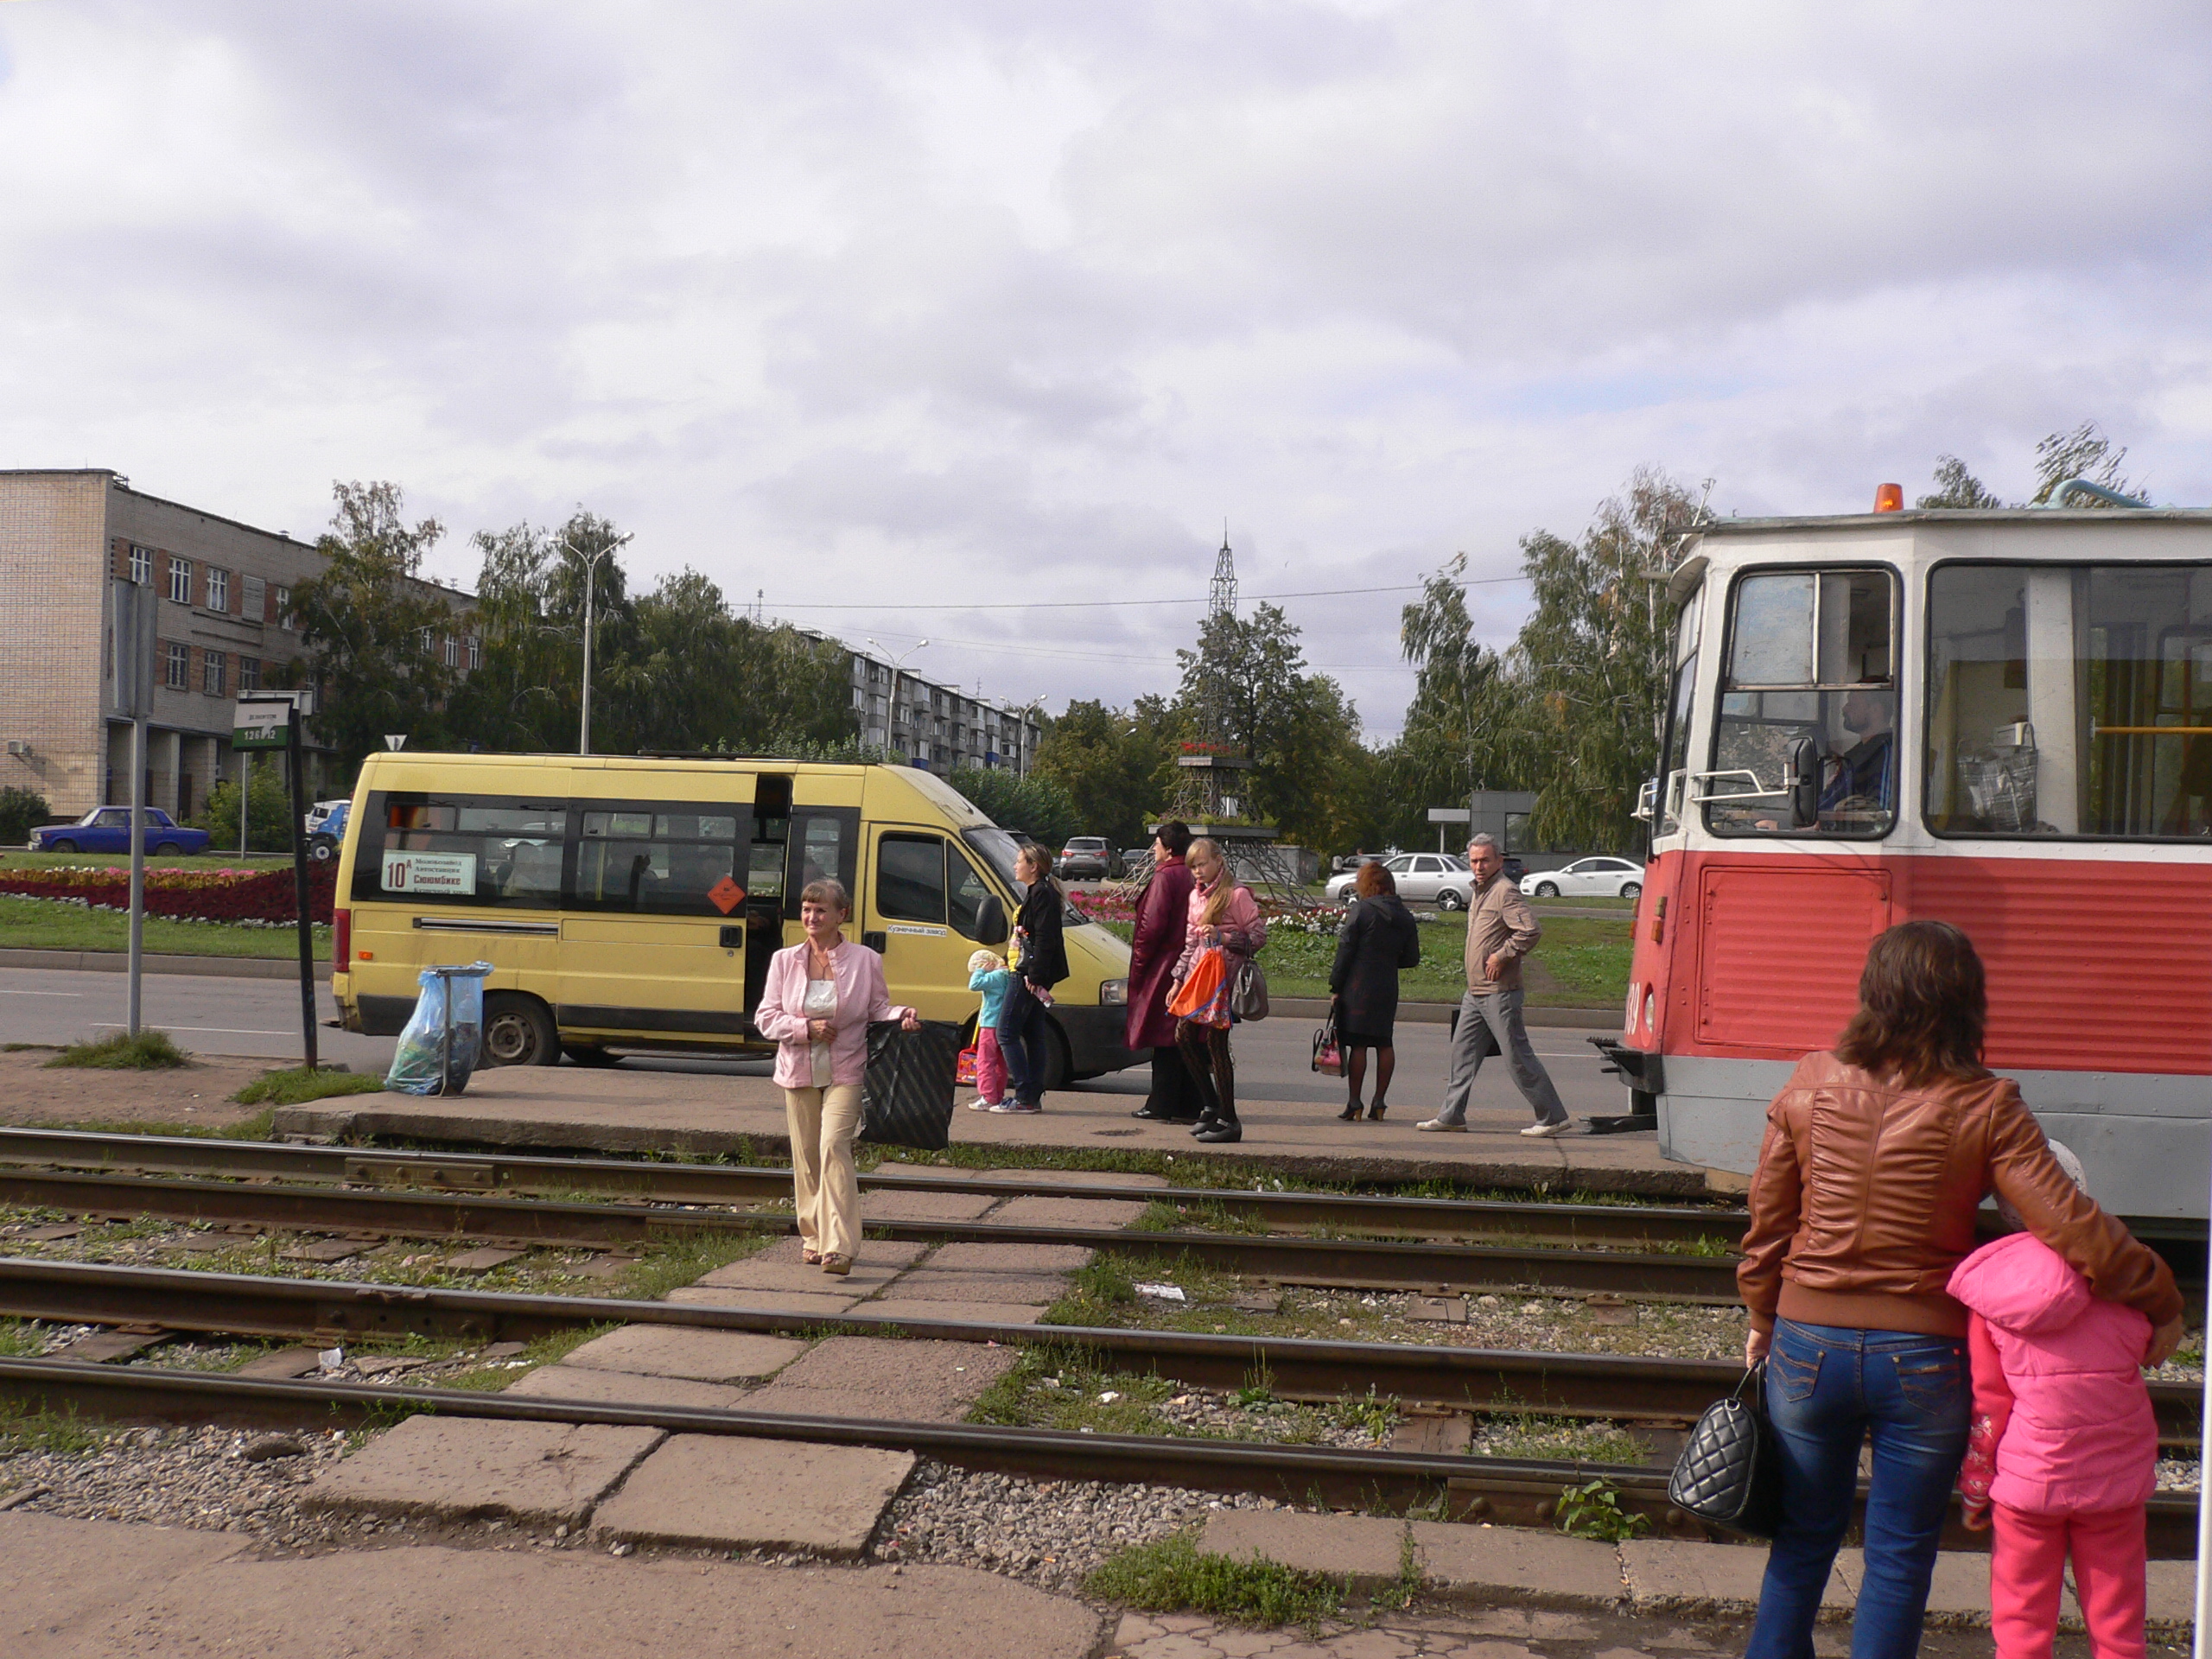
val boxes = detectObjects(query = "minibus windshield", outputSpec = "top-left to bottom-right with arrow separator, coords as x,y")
963,825 -> 1090,925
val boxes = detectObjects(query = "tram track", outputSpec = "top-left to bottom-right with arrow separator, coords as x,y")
1,1256 -> 2202,1450
0,1163 -> 1747,1300
0,1127 -> 1747,1250
0,1355 -> 2196,1558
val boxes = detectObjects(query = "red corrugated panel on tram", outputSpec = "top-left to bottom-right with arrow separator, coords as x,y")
1897,857 -> 2212,1076
1695,864 -> 1892,1052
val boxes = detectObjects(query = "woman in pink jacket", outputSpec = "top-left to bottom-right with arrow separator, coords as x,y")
1167,837 -> 1266,1145
1948,1144 -> 2160,1659
753,878 -> 916,1276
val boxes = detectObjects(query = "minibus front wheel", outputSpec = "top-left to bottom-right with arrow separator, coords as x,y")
482,992 -> 559,1068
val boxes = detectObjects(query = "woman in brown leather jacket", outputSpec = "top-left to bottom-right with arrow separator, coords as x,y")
1737,921 -> 2182,1659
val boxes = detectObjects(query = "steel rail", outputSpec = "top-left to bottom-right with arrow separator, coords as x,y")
0,1357 -> 2195,1557
0,1127 -> 1746,1249
1,1257 -> 2202,1449
0,1167 -> 1745,1299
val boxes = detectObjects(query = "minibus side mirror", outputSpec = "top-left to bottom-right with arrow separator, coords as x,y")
1788,736 -> 1821,830
975,895 -> 1008,945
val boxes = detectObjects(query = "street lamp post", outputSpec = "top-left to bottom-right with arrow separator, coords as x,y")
570,531 -> 635,755
866,637 -> 930,763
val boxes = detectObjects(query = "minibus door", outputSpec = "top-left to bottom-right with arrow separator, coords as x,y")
861,825 -> 1002,1028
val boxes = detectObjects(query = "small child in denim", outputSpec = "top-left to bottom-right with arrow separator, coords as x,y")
965,949 -> 1020,1109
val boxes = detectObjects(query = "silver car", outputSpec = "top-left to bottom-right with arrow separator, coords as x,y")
1519,856 -> 1645,900
1324,853 -> 1475,910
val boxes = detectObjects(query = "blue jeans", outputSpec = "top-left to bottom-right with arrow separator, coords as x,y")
997,983 -> 1054,1106
1745,1319 -> 1970,1659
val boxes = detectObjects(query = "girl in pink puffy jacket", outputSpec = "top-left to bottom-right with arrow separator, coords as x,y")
1948,1145 -> 2159,1659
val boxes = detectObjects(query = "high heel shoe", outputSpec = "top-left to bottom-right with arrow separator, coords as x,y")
1337,1103 -> 1364,1122
1189,1116 -> 1223,1137
1367,1103 -> 1388,1122
1192,1121 -> 1242,1144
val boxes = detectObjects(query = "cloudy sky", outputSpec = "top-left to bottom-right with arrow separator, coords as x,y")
4,2 -> 2209,739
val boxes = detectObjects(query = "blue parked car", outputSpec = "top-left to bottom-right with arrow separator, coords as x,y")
29,807 -> 213,856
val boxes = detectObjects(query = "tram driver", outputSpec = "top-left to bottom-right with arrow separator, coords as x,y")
1817,686 -> 1896,826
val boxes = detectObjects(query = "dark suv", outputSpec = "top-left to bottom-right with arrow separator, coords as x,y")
1058,836 -> 1115,880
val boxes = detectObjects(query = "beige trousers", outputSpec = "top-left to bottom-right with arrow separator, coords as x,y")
783,1083 -> 863,1260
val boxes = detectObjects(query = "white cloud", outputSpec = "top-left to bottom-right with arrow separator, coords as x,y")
3,0 -> 2209,740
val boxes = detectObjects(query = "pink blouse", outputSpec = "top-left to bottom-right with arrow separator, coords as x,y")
1172,880 -> 1267,983
754,938 -> 913,1089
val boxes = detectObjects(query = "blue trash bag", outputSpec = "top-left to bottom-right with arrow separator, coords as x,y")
385,963 -> 494,1096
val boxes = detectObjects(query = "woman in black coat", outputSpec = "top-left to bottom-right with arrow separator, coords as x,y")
1327,861 -> 1421,1121
996,842 -> 1069,1113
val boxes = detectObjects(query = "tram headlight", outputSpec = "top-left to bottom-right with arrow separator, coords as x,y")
1643,988 -> 1658,1036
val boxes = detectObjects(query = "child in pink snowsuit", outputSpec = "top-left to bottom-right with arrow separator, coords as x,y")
964,950 -> 1017,1109
1948,1153 -> 2158,1659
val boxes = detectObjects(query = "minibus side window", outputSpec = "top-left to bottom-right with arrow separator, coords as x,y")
878,834 -> 947,925
785,810 -> 858,915
573,805 -> 741,915
358,793 -> 569,906
1706,569 -> 1896,838
1926,561 -> 2212,838
947,845 -> 995,939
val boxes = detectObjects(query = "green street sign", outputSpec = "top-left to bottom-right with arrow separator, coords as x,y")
232,701 -> 290,751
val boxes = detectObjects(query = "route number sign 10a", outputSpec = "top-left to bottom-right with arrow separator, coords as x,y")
381,851 -> 478,896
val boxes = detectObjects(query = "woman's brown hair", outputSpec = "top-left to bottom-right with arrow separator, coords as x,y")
1834,920 -> 1988,1086
1189,836 -> 1236,926
1354,860 -> 1395,899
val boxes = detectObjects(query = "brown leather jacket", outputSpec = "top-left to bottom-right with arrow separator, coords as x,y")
1739,1052 -> 2181,1339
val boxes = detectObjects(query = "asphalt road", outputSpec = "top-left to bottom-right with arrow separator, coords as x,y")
0,964 -> 1638,1119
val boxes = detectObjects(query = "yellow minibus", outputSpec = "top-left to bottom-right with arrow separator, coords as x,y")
331,753 -> 1139,1086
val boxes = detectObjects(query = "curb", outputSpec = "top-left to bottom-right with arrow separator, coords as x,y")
0,947 -> 332,983
1270,996 -> 1616,1030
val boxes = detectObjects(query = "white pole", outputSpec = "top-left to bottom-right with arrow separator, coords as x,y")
238,753 -> 249,857
579,556 -> 595,756
126,712 -> 145,1037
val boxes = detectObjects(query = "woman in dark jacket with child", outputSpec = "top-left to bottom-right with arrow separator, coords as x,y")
994,842 -> 1068,1114
1328,860 -> 1421,1120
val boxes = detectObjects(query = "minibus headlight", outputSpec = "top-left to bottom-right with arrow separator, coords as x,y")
1100,978 -> 1128,1007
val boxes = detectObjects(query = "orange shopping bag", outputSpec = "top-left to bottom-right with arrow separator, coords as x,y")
1166,946 -> 1229,1020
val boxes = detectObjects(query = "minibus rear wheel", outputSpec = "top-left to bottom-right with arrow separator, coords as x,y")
483,993 -> 559,1068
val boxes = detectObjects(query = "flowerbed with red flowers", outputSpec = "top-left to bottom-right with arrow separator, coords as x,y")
0,864 -> 336,925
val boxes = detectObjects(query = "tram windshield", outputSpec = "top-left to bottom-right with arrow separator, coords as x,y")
1704,569 -> 1897,836
1926,562 -> 2212,839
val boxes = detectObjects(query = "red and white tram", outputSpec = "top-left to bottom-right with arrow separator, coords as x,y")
1602,496 -> 2212,1222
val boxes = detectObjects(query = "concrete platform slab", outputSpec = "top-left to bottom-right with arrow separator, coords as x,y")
662,1285 -> 861,1316
562,1325 -> 807,1382
986,1194 -> 1152,1228
925,1241 -> 1096,1273
1410,1521 -> 1624,1607
857,1297 -> 1049,1325
753,1235 -> 931,1268
957,1168 -> 1169,1188
859,1189 -> 1000,1221
505,1363 -> 750,1411
734,1382 -> 981,1423
1620,1538 -> 1851,1617
0,1513 -> 1100,1659
884,1270 -> 1072,1304
769,1335 -> 1018,1416
308,1415 -> 664,1527
1200,1509 -> 1411,1584
590,1433 -> 914,1556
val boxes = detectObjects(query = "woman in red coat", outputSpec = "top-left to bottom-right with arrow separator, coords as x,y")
1128,820 -> 1209,1123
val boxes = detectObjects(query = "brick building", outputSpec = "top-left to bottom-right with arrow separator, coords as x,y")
0,470 -> 474,823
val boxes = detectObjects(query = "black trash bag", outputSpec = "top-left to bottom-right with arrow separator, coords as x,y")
857,1020 -> 963,1151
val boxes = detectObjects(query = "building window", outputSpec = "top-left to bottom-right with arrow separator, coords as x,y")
129,544 -> 154,585
168,556 -> 192,604
203,649 -> 227,696
164,641 -> 190,690
418,627 -> 434,655
467,635 -> 481,671
207,569 -> 229,613
239,657 -> 261,691
275,586 -> 293,629
442,635 -> 459,668
242,574 -> 266,620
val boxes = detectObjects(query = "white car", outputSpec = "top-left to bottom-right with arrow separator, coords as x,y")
1325,853 -> 1475,910
1520,857 -> 1644,900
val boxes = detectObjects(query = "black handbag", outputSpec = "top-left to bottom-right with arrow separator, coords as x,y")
857,1020 -> 963,1151
1668,1362 -> 1784,1538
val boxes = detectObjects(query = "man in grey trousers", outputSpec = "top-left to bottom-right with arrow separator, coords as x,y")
1419,834 -> 1574,1137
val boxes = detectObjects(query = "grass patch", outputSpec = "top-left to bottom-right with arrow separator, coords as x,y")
1084,1530 -> 1345,1630
1555,1477 -> 1651,1541
441,1325 -> 611,1392
233,1065 -> 385,1106
0,1319 -> 51,1358
48,1108 -> 278,1141
45,1029 -> 191,1070
0,892 -> 331,961
0,1400 -> 110,1456
614,1230 -> 779,1303
1478,1414 -> 1648,1465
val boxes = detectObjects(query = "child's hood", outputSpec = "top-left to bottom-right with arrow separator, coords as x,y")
1946,1230 -> 2091,1336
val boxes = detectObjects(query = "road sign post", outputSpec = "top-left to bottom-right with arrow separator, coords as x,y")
111,580 -> 156,1038
234,692 -> 316,1070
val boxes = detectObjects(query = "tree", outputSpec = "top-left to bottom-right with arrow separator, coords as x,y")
1032,697 -> 1179,848
1918,455 -> 2003,510
946,766 -> 1082,849
284,481 -> 465,775
0,785 -> 51,845
2030,420 -> 2144,505
191,760 -> 295,852
1396,555 -> 1522,834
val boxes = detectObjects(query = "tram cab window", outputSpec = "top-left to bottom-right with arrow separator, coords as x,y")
1705,569 -> 1897,837
1926,562 -> 2212,838
1657,586 -> 1701,834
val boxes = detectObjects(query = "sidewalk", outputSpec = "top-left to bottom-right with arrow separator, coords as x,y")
270,1061 -> 1707,1195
